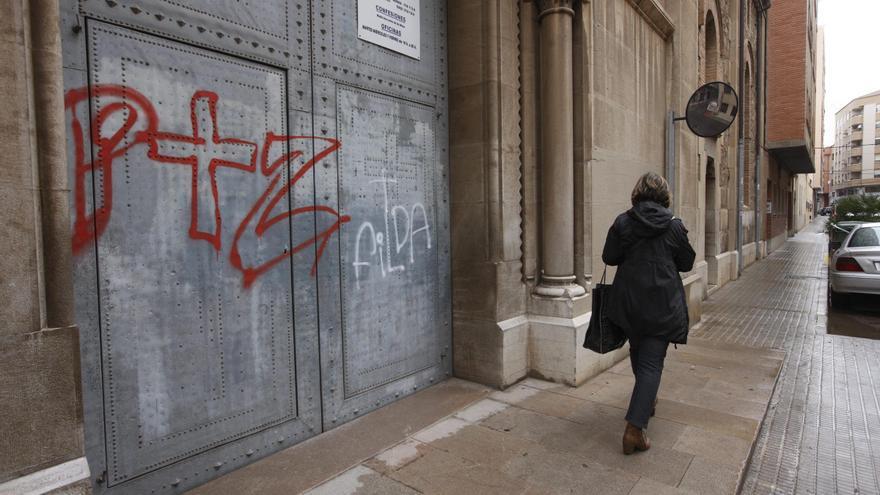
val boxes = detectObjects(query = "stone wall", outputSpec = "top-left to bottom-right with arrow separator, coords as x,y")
0,0 -> 87,492
448,0 -> 767,389
449,0 -> 529,388
589,1 -> 670,284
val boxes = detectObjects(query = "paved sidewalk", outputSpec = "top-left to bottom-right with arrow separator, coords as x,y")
691,219 -> 880,495
192,339 -> 782,495
192,218 -> 873,495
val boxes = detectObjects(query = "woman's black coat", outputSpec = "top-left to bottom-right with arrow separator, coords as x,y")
601,201 -> 696,344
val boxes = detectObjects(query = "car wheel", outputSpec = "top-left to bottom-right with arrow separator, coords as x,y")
830,287 -> 848,308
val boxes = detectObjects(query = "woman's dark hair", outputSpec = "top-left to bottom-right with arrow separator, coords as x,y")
631,172 -> 671,208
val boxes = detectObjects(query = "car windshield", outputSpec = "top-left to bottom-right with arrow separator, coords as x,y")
848,226 -> 880,248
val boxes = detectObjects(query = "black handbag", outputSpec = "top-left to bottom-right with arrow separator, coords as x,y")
583,266 -> 627,354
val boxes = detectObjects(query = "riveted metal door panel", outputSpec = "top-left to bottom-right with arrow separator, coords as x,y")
311,0 -> 451,427
75,0 -> 311,71
63,8 -> 322,493
310,0 -> 444,105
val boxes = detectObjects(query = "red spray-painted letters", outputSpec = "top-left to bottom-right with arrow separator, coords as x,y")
65,84 -> 349,287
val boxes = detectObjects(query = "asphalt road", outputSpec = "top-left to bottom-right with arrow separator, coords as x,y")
826,293 -> 880,339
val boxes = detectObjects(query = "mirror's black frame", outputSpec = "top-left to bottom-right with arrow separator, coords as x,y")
684,81 -> 739,138
665,81 -> 740,215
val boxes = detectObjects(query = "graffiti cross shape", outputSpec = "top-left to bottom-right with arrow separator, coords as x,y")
147,91 -> 258,251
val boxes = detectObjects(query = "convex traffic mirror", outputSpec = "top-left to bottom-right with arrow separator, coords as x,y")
684,81 -> 739,137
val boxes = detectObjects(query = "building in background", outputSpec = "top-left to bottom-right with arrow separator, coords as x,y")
831,90 -> 880,199
820,147 -> 833,207
765,0 -> 819,245
812,26 -> 825,213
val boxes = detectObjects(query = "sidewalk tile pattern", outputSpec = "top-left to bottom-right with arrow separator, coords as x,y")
691,222 -> 880,495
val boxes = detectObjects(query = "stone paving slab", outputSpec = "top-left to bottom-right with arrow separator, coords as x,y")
187,379 -> 490,495
192,337 -> 782,495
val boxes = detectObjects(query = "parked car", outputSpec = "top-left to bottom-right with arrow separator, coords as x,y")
829,222 -> 880,307
828,221 -> 864,254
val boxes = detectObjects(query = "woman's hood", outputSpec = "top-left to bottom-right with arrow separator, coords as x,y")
627,201 -> 673,238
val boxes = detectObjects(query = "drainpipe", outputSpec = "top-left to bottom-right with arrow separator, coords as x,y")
761,2 -> 770,249
736,0 -> 746,275
755,3 -> 769,250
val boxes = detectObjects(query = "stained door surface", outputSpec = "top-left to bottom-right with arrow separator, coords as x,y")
61,1 -> 449,493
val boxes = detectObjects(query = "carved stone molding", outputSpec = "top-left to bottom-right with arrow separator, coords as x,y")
536,0 -> 574,20
625,0 -> 675,39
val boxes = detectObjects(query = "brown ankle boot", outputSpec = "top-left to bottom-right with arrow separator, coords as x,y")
622,422 -> 651,455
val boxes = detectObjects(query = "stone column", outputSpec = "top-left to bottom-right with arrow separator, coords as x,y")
0,0 -> 88,492
535,0 -> 585,298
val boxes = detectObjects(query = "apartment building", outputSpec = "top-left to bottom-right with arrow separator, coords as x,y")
831,90 -> 880,199
820,147 -> 833,207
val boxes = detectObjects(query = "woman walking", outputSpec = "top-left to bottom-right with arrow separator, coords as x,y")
601,172 -> 696,455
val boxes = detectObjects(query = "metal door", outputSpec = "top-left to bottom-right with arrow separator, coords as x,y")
310,0 -> 451,428
60,1 -> 448,493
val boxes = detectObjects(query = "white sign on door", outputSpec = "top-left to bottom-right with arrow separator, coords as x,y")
358,0 -> 420,60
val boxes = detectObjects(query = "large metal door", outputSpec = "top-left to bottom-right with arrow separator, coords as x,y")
310,0 -> 451,428
61,1 -> 448,493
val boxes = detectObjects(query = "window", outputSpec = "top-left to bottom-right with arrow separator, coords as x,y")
848,227 -> 880,248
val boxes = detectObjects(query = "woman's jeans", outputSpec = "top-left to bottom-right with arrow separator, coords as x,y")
625,336 -> 669,429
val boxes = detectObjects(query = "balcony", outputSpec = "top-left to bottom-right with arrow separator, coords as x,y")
850,147 -> 863,157
851,131 -> 863,141
847,164 -> 863,173
767,133 -> 815,174
833,177 -> 880,191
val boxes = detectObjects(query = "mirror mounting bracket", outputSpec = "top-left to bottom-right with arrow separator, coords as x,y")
666,111 -> 679,212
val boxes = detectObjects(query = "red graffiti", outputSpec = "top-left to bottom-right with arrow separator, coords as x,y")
231,135 -> 348,287
66,85 -> 159,253
147,91 -> 258,251
65,84 -> 349,287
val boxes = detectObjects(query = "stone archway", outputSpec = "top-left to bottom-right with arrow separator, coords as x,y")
705,158 -> 718,259
704,11 -> 719,82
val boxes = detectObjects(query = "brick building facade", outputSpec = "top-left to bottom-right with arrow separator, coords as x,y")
765,0 -> 819,247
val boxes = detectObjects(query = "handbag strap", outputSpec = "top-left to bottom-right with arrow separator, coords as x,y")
599,265 -> 608,285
